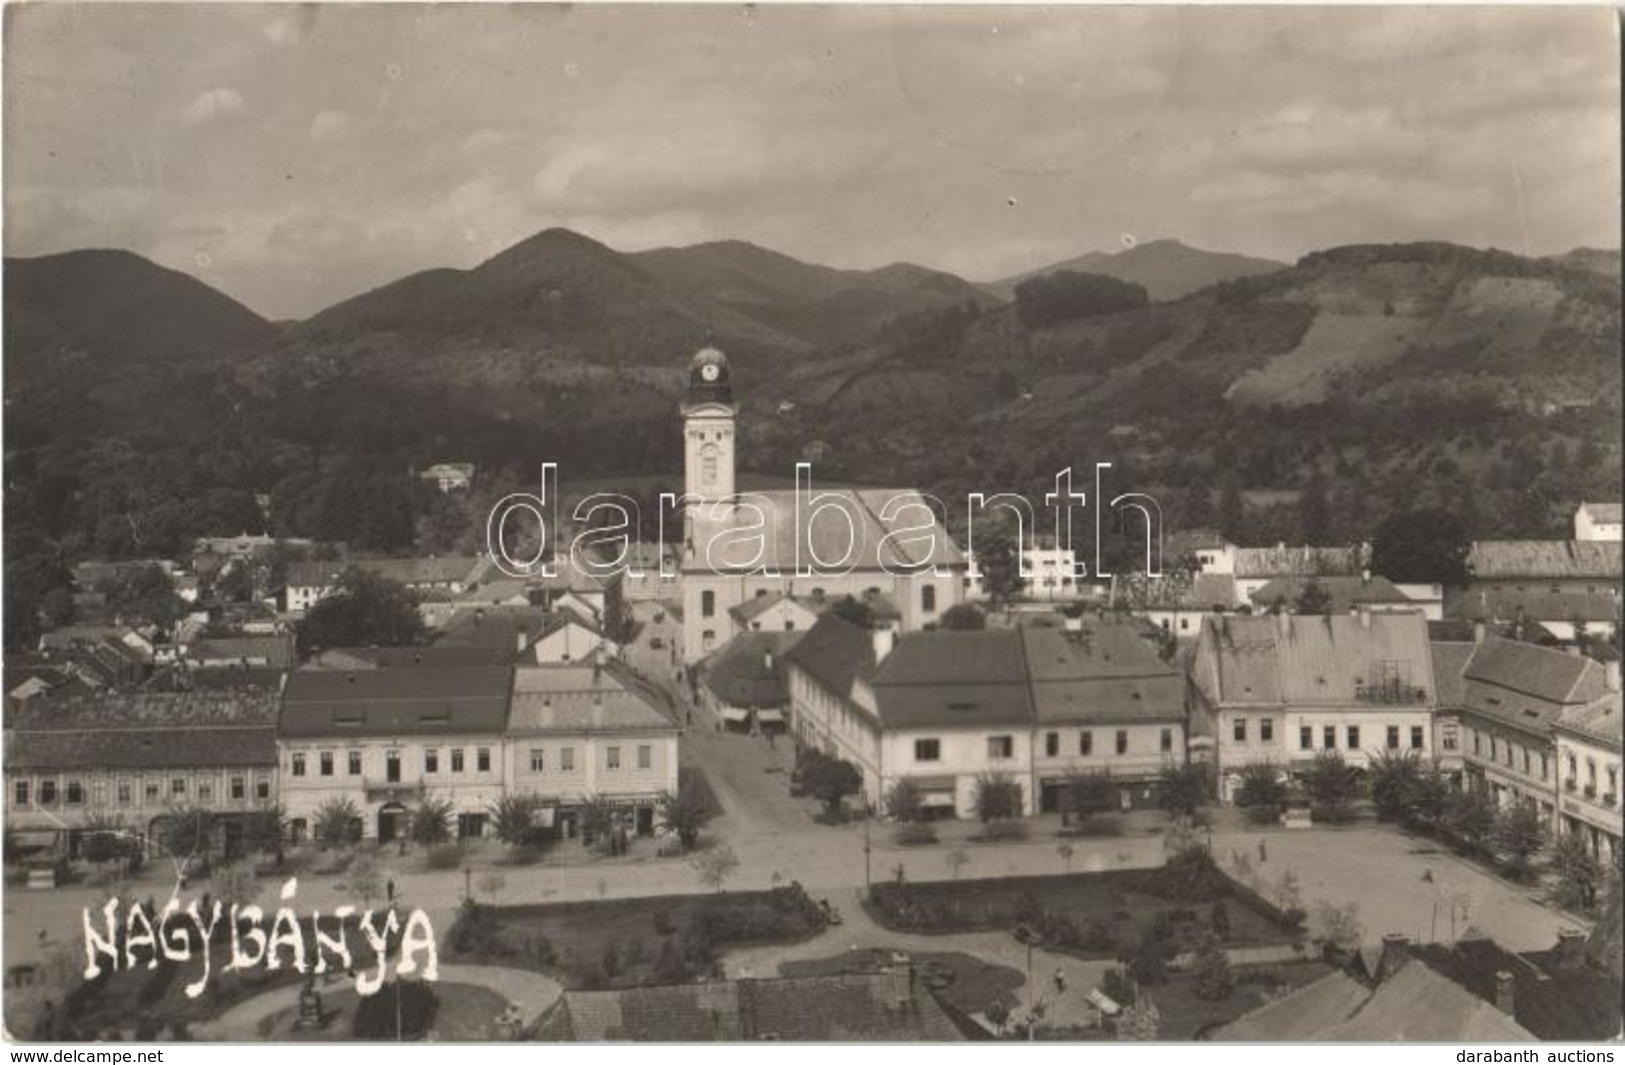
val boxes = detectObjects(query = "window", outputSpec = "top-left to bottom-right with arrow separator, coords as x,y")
530,749 -> 545,773
425,749 -> 439,774
197,782 -> 213,802
988,736 -> 1014,760
915,739 -> 941,762
477,747 -> 491,773
256,778 -> 270,800
1323,726 -> 1336,750
1411,726 -> 1424,751
1300,726 -> 1313,750
452,748 -> 465,773
1490,736 -> 1498,762
922,585 -> 937,614
386,751 -> 401,783
607,746 -> 622,771
1540,753 -> 1549,781
1387,725 -> 1400,750
171,778 -> 187,798
319,751 -> 334,777
1233,718 -> 1247,743
1473,731 -> 1481,755
1522,749 -> 1531,774
1080,731 -> 1093,756
348,751 -> 362,776
1442,723 -> 1459,751
1116,730 -> 1129,755
230,776 -> 245,800
1347,726 -> 1360,750
144,780 -> 159,803
1260,719 -> 1273,743
702,590 -> 716,618
1045,732 -> 1060,757
1161,728 -> 1173,753
117,780 -> 132,806
561,747 -> 576,771
91,781 -> 106,807
638,745 -> 652,770
292,752 -> 307,777
40,780 -> 57,806
14,781 -> 28,807
702,629 -> 716,651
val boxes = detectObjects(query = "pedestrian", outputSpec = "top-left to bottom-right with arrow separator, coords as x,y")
1054,969 -> 1067,993
1258,839 -> 1267,863
387,878 -> 395,903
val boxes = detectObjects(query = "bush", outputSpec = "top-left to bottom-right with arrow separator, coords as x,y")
979,819 -> 1028,842
425,843 -> 464,870
352,981 -> 438,1040
894,822 -> 938,846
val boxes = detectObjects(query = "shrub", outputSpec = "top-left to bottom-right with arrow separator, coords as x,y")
894,822 -> 938,846
425,844 -> 464,870
980,819 -> 1028,842
1193,941 -> 1235,1001
352,981 -> 437,1040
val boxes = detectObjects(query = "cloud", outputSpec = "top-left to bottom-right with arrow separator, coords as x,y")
309,110 -> 352,144
180,87 -> 246,128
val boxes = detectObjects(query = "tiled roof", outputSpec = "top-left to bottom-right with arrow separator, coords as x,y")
728,592 -> 821,627
435,606 -> 558,654
782,614 -> 878,704
702,631 -> 801,709
1117,571 -> 1236,610
1579,502 -> 1623,524
1196,613 -> 1434,708
682,489 -> 965,573
1248,575 -> 1413,613
1462,637 -> 1606,706
1233,544 -> 1363,579
1429,641 -> 1475,710
1021,624 -> 1184,724
5,690 -> 279,771
1210,969 -> 1373,1041
1457,588 -> 1620,625
509,660 -> 676,734
868,630 -> 1032,730
187,635 -> 295,669
1467,540 -> 1623,580
1554,690 -> 1623,749
286,556 -> 483,590
540,972 -> 965,1041
279,665 -> 512,738
1414,939 -> 1624,1041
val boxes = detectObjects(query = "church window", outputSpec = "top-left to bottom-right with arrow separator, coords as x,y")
921,585 -> 937,614
702,590 -> 715,617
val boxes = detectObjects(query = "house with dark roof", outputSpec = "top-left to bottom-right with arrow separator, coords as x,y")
277,665 -> 513,843
284,555 -> 485,617
506,660 -> 679,840
699,631 -> 801,730
4,690 -> 279,858
1412,931 -> 1623,1041
1230,544 -> 1366,604
537,965 -> 968,1041
1115,570 -> 1238,639
1429,639 -> 1475,775
1447,584 -> 1619,647
1464,540 -> 1622,601
783,612 -> 1186,818
1458,636 -> 1609,830
1189,612 -> 1438,803
1248,573 -> 1434,619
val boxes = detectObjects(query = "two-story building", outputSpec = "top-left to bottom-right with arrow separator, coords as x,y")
506,660 -> 680,839
1230,544 -> 1366,605
1190,611 -> 1438,803
277,665 -> 513,842
1574,502 -> 1623,543
1553,680 -> 1623,866
1457,637 -> 1608,826
285,556 -> 485,617
4,690 -> 279,859
1463,541 -> 1623,601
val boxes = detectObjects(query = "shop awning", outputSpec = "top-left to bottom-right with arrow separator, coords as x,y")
719,706 -> 751,723
756,708 -> 785,724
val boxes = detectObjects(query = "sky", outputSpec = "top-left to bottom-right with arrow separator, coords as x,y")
3,4 -> 1619,320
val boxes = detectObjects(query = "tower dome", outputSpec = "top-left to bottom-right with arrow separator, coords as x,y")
686,345 -> 733,404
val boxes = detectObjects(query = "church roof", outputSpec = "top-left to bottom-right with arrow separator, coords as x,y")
687,489 -> 964,573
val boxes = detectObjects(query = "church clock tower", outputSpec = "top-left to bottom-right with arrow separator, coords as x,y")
680,347 -> 737,567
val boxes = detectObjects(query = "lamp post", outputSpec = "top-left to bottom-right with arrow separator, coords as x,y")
862,814 -> 872,893
463,865 -> 472,903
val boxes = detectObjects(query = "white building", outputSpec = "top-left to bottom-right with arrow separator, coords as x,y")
277,665 -> 513,842
285,556 -> 486,618
676,348 -> 966,662
420,463 -> 476,493
1574,502 -> 1623,542
1554,680 -> 1622,866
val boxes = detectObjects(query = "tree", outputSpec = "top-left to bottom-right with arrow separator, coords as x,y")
1192,938 -> 1235,1000
827,596 -> 875,631
1495,803 -> 1547,881
1443,789 -> 1497,854
1013,270 -> 1148,328
1057,843 -> 1075,874
691,845 -> 741,892
214,867 -> 262,913
1157,762 -> 1208,816
1293,578 -> 1334,616
972,772 -> 1023,822
1367,749 -> 1425,822
1218,477 -> 1246,544
346,854 -> 382,907
884,779 -> 924,823
939,603 -> 987,630
159,805 -> 216,875
1063,772 -> 1114,827
1369,507 -> 1472,588
296,568 -> 425,656
972,524 -> 1025,603
412,798 -> 455,846
1311,901 -> 1363,953
80,813 -> 132,871
804,754 -> 863,817
579,794 -> 618,846
659,775 -> 714,851
1235,761 -> 1287,821
1298,469 -> 1331,546
477,872 -> 507,904
241,803 -> 287,861
312,797 -> 362,849
1302,750 -> 1361,822
490,794 -> 544,848
1553,831 -> 1603,911
946,849 -> 971,880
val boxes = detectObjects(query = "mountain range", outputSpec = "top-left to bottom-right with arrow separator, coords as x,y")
983,238 -> 1288,302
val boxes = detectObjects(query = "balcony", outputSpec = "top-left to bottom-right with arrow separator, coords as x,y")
364,779 -> 424,803
1604,793 -> 1617,807
1565,779 -> 1578,793
1583,783 -> 1597,800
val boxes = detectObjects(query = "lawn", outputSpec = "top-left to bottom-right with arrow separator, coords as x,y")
259,982 -> 511,1041
867,859 -> 1300,960
779,949 -> 1025,1015
444,883 -> 828,989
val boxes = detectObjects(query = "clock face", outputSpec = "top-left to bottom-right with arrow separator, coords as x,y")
701,363 -> 720,382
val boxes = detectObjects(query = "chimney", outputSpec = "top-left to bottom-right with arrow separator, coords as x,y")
1378,933 -> 1410,982
873,627 -> 895,666
1493,970 -> 1516,1016
1556,928 -> 1588,970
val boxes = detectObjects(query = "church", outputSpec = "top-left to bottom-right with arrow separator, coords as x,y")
678,347 -> 967,663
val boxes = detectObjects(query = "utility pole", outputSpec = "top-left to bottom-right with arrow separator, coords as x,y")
862,815 -> 872,892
